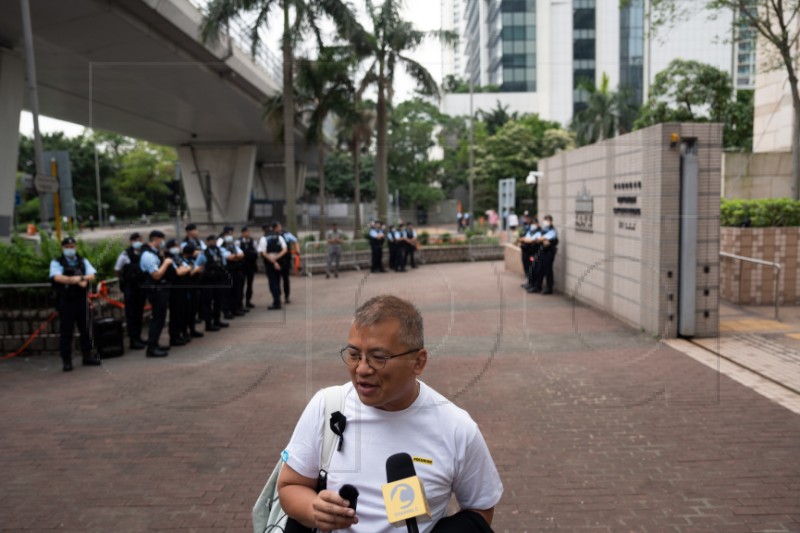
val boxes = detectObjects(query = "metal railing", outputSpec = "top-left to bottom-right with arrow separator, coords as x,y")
720,251 -> 782,320
303,240 -> 368,276
187,0 -> 283,84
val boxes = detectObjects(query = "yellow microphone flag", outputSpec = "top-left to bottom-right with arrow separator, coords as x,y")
382,476 -> 432,527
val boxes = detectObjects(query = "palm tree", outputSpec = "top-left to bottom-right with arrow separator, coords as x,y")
201,0 -> 359,234
571,73 -> 638,146
361,0 -> 455,220
294,47 -> 355,238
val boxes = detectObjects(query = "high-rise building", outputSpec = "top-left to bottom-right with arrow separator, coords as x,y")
442,0 -> 750,127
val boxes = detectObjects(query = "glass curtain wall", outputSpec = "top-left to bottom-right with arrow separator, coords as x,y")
573,0 -> 596,113
501,0 -> 536,92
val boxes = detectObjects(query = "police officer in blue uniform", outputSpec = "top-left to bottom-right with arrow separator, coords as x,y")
180,243 -> 205,340
181,223 -> 206,256
140,230 -> 173,357
114,232 -> 147,350
386,224 -> 397,271
275,222 -> 296,304
164,239 -> 193,346
50,237 -> 102,372
403,222 -> 418,269
519,217 -> 539,291
258,223 -> 287,310
219,227 -> 246,319
531,215 -> 558,294
195,234 -> 231,331
368,221 -> 386,273
239,226 -> 258,309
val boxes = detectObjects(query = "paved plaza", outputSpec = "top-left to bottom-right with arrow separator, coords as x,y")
2,261 -> 800,532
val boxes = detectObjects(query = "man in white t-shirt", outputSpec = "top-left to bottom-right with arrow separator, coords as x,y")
278,295 -> 503,532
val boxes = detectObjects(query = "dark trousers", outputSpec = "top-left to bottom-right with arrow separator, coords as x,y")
123,285 -> 145,342
168,287 -> 187,340
57,295 -> 92,362
265,262 -> 281,307
223,268 -> 244,313
404,243 -> 416,268
387,242 -> 396,269
521,246 -> 533,285
279,258 -> 291,301
432,511 -> 494,532
185,287 -> 200,334
533,248 -> 556,290
243,264 -> 256,305
370,245 -> 383,272
145,287 -> 169,348
201,281 -> 224,324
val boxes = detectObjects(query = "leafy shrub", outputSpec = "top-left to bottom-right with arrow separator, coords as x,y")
465,228 -> 487,239
0,233 -> 126,284
721,198 -> 800,227
418,232 -> 429,245
441,232 -> 451,243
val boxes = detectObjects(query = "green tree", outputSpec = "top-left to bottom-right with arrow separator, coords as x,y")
313,150 -> 376,201
361,0 -> 454,220
387,98 -> 445,211
293,46 -> 355,237
111,141 -> 178,217
335,96 -> 376,232
201,0 -> 360,234
634,59 -> 753,150
478,101 -> 519,135
643,0 -> 800,197
571,73 -> 638,146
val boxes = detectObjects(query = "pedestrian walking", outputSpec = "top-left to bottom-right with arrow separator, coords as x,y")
325,223 -> 344,278
49,237 -> 102,372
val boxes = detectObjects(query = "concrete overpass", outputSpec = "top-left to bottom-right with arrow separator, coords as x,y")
0,0 -> 317,237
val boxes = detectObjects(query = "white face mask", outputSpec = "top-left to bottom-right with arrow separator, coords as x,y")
63,248 -> 77,258
224,235 -> 234,244
132,241 -> 143,250
169,247 -> 180,255
543,223 -> 551,229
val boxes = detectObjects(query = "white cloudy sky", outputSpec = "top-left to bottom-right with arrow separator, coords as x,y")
19,0 -> 444,138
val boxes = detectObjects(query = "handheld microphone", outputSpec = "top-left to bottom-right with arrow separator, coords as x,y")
339,484 -> 359,512
383,453 -> 431,533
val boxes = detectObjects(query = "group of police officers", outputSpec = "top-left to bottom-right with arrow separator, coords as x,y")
49,222 -> 299,371
517,214 -> 558,294
367,220 -> 419,273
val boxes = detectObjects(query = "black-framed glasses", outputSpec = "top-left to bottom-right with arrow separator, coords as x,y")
339,346 -> 422,370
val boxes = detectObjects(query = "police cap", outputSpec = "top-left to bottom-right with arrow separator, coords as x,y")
223,225 -> 234,233
61,236 -> 77,246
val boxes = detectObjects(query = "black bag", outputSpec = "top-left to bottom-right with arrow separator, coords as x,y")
93,317 -> 124,358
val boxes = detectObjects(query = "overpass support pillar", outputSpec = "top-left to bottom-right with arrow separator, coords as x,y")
0,50 -> 25,241
176,145 -> 257,225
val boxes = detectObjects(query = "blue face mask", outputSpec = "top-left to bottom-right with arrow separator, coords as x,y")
224,235 -> 234,244
169,247 -> 180,256
132,241 -> 143,250
63,248 -> 77,259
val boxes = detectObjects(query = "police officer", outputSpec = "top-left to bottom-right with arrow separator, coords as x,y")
403,222 -> 418,269
219,227 -> 246,319
164,239 -> 193,346
181,223 -> 206,257
368,221 -> 386,273
519,217 -> 538,291
325,223 -> 344,279
114,232 -> 147,350
258,223 -> 287,310
180,243 -> 205,340
195,234 -> 231,331
239,226 -> 259,308
140,230 -> 173,357
386,224 -> 397,271
274,222 -> 297,304
50,237 -> 102,372
531,215 -> 558,294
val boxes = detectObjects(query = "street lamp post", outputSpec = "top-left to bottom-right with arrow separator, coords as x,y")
94,142 -> 104,227
527,171 -> 542,217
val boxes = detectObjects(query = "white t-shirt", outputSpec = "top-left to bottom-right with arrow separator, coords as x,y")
283,381 -> 503,533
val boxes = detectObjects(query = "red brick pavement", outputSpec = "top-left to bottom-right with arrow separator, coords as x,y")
1,261 -> 799,532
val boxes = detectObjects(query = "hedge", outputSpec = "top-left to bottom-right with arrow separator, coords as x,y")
721,198 -> 800,227
0,234 -> 126,285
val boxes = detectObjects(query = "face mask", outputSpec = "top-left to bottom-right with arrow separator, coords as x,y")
158,241 -> 165,249
543,223 -> 551,229
169,247 -> 180,255
132,242 -> 143,250
224,235 -> 234,244
63,248 -> 77,259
